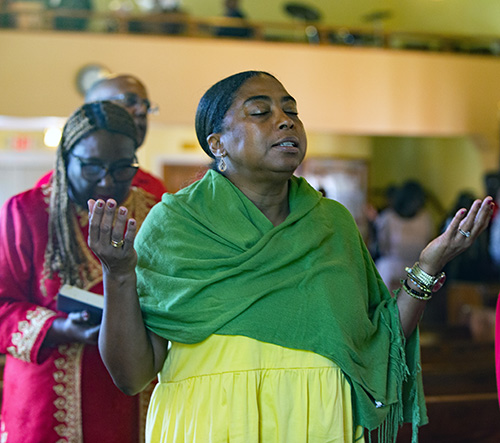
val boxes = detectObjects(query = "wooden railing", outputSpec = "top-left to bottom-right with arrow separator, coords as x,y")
1,5 -> 500,56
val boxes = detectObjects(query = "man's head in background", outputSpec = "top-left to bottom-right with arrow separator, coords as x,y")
85,74 -> 157,147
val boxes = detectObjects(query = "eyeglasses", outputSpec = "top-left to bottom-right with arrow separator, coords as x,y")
70,153 -> 139,182
107,93 -> 159,115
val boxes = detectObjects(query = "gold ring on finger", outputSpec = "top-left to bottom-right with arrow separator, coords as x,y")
111,239 -> 124,248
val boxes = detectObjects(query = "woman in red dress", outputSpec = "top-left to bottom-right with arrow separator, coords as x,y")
0,101 -> 159,443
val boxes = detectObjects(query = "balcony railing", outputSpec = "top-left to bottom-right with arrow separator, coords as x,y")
2,4 -> 500,56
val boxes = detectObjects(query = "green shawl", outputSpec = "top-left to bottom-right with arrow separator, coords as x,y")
136,169 -> 427,441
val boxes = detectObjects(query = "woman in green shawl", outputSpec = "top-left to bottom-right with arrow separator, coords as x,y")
88,71 -> 493,443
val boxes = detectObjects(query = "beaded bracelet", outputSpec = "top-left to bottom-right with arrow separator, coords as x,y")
401,279 -> 433,301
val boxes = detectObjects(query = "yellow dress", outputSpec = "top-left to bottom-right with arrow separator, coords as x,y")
146,334 -> 365,443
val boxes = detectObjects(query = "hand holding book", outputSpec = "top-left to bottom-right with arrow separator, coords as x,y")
43,286 -> 101,348
57,284 -> 104,325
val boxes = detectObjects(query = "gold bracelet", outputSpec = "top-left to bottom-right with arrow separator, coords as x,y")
401,279 -> 432,301
407,275 -> 429,292
405,262 -> 446,293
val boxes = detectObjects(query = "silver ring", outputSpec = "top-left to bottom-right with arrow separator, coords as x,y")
111,239 -> 124,248
458,228 -> 471,238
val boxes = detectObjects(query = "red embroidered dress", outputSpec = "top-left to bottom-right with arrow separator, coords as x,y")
0,184 -> 158,443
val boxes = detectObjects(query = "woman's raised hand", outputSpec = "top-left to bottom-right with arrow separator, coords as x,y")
88,199 -> 138,276
418,196 -> 495,275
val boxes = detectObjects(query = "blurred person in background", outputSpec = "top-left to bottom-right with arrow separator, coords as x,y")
374,180 -> 434,293
36,74 -> 167,201
216,0 -> 254,39
365,184 -> 398,261
487,171 -> 500,271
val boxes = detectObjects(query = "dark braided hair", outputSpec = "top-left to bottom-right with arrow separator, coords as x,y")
195,71 -> 277,158
42,101 -> 137,290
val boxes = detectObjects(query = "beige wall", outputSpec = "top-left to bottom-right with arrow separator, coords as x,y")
3,30 -> 500,140
1,29 -> 500,211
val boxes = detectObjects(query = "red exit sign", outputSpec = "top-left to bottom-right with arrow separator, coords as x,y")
9,135 -> 34,151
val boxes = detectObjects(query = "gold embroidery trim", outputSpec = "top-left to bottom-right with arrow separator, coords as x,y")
41,182 -> 51,208
53,343 -> 83,443
6,307 -> 57,362
1,421 -> 8,443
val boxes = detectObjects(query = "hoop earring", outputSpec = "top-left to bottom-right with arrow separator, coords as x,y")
218,156 -> 227,172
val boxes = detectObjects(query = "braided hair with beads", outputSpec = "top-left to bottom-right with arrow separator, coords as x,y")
42,100 -> 137,291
